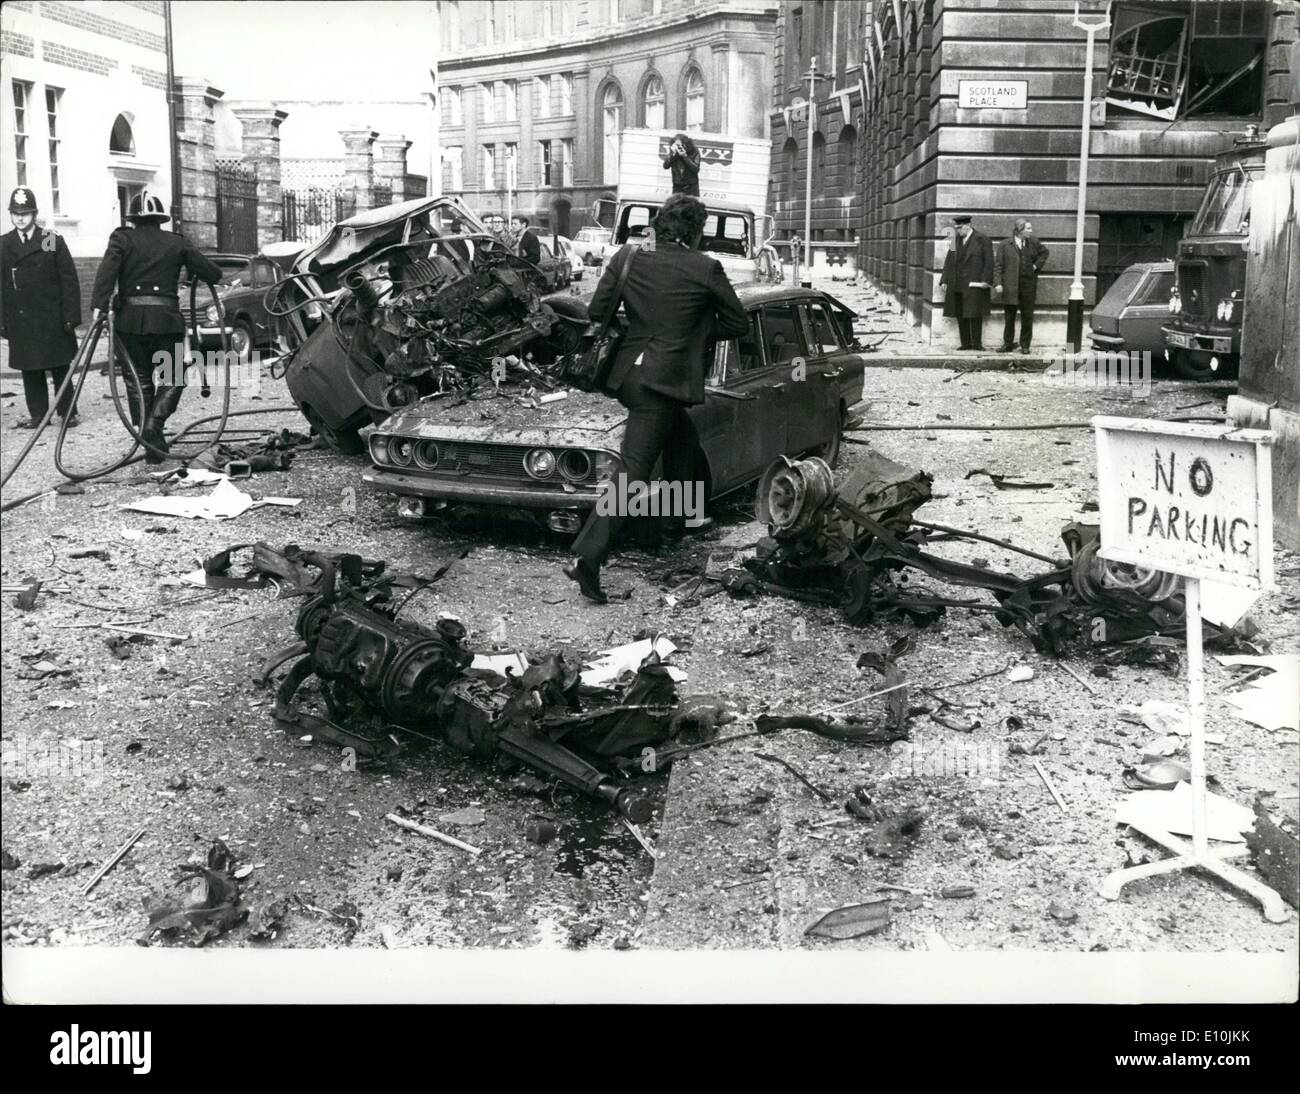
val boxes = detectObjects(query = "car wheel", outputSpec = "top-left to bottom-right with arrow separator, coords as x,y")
228,319 -> 254,362
1169,347 -> 1236,382
815,403 -> 846,468
302,403 -> 365,455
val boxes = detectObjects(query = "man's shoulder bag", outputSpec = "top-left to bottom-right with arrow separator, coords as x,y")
562,246 -> 637,394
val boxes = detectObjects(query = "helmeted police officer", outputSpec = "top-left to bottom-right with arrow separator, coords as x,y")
90,191 -> 222,462
0,186 -> 82,428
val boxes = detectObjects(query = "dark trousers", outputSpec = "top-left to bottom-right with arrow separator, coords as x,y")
21,367 -> 75,420
116,332 -> 183,425
956,315 -> 984,350
1002,296 -> 1036,350
573,371 -> 684,569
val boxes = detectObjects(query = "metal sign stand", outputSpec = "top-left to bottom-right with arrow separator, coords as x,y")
1094,417 -> 1289,922
1099,574 -> 1289,922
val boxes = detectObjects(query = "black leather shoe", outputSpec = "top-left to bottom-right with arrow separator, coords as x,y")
141,423 -> 169,465
562,559 -> 607,604
1019,346 -> 1032,355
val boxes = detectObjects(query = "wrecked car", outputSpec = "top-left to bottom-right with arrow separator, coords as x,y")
360,285 -> 868,535
265,196 -> 588,453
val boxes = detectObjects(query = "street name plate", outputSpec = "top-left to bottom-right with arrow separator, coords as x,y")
958,80 -> 1028,109
1093,417 -> 1275,590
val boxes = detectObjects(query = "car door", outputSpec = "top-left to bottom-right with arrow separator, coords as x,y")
793,297 -> 861,449
691,311 -> 785,493
1123,266 -> 1177,354
249,258 -> 278,342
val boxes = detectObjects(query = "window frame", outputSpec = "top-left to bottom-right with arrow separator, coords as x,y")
757,302 -> 809,368
12,79 -> 32,188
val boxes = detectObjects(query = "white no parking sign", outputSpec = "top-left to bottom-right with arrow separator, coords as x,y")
1092,417 -> 1286,922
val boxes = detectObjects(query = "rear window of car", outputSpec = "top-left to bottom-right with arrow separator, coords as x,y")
760,304 -> 805,366
1101,266 -> 1146,308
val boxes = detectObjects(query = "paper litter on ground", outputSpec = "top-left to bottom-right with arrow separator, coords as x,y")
1115,780 -> 1255,843
1215,654 -> 1300,732
123,478 -> 301,521
580,635 -> 686,687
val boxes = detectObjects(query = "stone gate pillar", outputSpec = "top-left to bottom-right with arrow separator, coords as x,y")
339,128 -> 378,213
232,103 -> 288,249
174,77 -> 222,248
375,136 -> 413,205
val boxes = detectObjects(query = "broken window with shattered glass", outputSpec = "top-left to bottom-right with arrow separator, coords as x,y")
1107,1 -> 1270,121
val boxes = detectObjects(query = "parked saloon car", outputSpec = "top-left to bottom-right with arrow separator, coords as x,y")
186,252 -> 278,359
1089,260 -> 1176,356
554,235 -> 584,281
363,285 -> 868,534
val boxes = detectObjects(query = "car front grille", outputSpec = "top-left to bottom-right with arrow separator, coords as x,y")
1177,262 -> 1206,316
424,441 -> 596,484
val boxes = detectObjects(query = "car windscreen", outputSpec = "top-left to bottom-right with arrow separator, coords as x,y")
701,214 -> 749,257
1191,168 -> 1255,235
212,259 -> 250,287
1099,266 -> 1145,310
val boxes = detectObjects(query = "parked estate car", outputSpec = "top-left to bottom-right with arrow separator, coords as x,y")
186,252 -> 278,359
569,226 -> 614,266
361,285 -> 868,534
1089,261 -> 1176,356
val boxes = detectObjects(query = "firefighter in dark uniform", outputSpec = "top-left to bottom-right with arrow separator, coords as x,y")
0,186 -> 82,428
90,191 -> 222,462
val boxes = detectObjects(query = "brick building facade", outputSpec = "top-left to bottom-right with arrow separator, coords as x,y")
770,0 -> 1299,348
436,0 -> 777,236
1,0 -> 174,317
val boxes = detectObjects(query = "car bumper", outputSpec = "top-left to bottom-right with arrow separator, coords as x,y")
362,467 -> 601,510
1162,326 -> 1237,355
193,325 -> 235,348
1088,331 -> 1127,351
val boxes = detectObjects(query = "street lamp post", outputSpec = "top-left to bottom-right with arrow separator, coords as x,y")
801,57 -> 829,289
1068,2 -> 1110,352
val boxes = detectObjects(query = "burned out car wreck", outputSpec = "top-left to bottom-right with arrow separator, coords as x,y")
267,196 -> 586,453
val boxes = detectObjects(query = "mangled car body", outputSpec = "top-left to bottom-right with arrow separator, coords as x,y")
266,196 -> 586,452
361,286 -> 869,535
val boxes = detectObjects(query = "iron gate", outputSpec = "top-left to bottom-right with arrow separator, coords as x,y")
215,162 -> 259,254
282,187 -> 357,246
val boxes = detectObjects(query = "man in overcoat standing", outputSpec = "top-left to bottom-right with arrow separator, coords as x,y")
0,187 -> 82,427
994,218 -> 1050,353
939,215 -> 994,350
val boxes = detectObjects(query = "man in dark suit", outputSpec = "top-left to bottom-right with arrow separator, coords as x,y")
939,215 -> 994,350
510,214 -> 542,265
91,192 -> 222,462
994,218 -> 1050,353
0,187 -> 82,428
564,194 -> 748,603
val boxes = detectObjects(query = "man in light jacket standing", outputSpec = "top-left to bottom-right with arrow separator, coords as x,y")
994,218 -> 1050,353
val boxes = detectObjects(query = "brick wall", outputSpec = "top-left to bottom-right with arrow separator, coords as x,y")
40,39 -> 118,76
41,1 -> 166,54
131,64 -> 168,91
72,256 -> 101,327
1,30 -> 35,58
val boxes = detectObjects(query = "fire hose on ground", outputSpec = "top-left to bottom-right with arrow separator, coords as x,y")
0,281 -> 295,505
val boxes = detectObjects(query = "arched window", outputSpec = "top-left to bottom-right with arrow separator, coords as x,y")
642,73 -> 665,129
812,131 -> 826,197
684,67 -> 705,131
783,136 -> 798,194
601,83 -> 623,186
837,125 -> 857,197
110,113 -> 135,155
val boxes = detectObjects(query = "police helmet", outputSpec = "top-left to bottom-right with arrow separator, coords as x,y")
8,187 -> 37,214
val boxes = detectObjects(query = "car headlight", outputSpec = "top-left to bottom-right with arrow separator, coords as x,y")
370,434 -> 390,465
523,448 -> 557,479
1168,293 -> 1181,315
591,451 -> 620,481
1216,298 -> 1229,321
205,304 -> 220,324
558,449 -> 592,482
414,440 -> 440,469
389,437 -> 415,467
